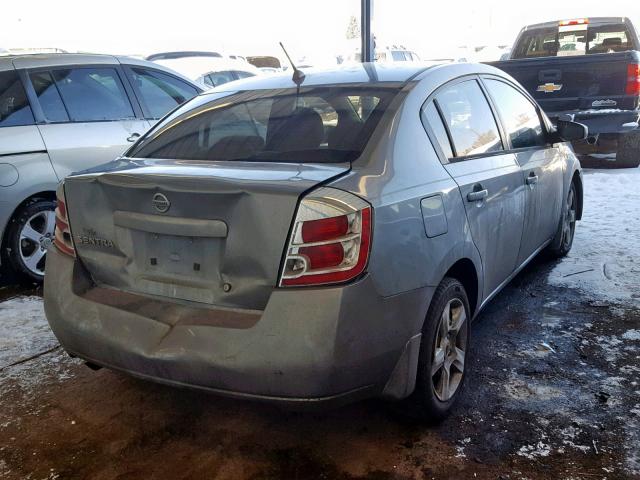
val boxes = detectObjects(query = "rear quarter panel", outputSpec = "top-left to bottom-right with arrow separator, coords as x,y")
0,126 -> 58,249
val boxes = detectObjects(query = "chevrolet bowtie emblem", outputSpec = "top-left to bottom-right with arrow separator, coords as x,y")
537,83 -> 563,93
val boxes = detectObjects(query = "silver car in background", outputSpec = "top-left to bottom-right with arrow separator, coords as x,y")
0,54 -> 201,281
44,62 -> 585,419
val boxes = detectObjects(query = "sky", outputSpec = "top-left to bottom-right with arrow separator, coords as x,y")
2,0 -> 639,61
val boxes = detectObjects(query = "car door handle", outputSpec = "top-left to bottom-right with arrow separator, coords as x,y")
526,174 -> 539,185
467,188 -> 488,202
127,133 -> 141,142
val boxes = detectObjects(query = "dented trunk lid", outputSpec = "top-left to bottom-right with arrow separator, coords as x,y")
64,158 -> 349,310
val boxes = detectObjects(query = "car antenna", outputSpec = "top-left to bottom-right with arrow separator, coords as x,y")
279,41 -> 305,88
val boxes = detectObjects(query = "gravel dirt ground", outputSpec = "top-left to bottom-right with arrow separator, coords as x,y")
1,168 -> 639,480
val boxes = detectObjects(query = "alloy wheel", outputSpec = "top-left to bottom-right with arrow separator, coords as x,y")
562,184 -> 577,249
431,298 -> 468,402
18,210 -> 55,277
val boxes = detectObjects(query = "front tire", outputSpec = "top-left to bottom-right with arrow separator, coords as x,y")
546,181 -> 577,258
402,277 -> 470,422
4,198 -> 56,283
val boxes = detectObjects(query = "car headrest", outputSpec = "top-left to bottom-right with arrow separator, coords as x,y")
602,37 -> 622,47
267,107 -> 324,151
207,135 -> 265,160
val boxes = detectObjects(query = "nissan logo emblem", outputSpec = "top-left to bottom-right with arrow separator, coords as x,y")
152,193 -> 171,213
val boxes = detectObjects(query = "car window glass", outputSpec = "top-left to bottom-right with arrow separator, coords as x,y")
436,80 -> 502,157
207,71 -> 237,87
130,87 -> 395,164
52,68 -> 135,122
421,102 -> 453,159
29,71 -> 69,122
127,67 -> 198,119
512,27 -> 558,58
0,70 -> 34,127
587,25 -> 631,53
485,79 -> 546,149
234,71 -> 255,80
557,27 -> 587,56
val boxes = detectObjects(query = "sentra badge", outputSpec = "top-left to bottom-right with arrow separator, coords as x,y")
76,228 -> 115,248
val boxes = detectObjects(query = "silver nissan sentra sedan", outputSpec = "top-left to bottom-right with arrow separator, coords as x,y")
44,62 -> 585,419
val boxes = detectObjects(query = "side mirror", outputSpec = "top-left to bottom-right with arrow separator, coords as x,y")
551,114 -> 588,142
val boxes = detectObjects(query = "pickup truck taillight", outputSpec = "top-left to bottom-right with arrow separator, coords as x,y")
54,184 -> 75,257
279,187 -> 372,287
627,64 -> 640,96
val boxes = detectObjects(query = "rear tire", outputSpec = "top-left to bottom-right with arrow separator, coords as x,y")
616,131 -> 640,169
401,277 -> 470,422
546,181 -> 577,258
4,198 -> 56,283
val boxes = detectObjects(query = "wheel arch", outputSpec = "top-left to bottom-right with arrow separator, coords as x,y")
571,170 -> 583,221
442,258 -> 479,317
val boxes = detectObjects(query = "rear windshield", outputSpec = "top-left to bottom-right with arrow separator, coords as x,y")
129,86 -> 399,163
512,22 -> 635,59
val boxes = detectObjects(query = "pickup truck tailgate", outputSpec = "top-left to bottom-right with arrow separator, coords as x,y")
490,51 -> 638,114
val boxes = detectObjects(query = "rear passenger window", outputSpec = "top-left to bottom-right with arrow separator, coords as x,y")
29,71 -> 69,122
421,102 -> 453,159
0,70 -> 34,127
484,79 -> 547,149
126,67 -> 198,120
51,68 -> 135,122
436,80 -> 502,157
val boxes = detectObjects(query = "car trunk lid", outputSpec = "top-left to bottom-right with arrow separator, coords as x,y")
64,158 -> 349,310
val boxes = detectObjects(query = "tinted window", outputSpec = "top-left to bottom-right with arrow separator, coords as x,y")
436,80 -> 502,157
207,71 -> 237,87
0,70 -> 34,127
587,24 -> 632,53
421,102 -> 453,159
29,71 -> 69,122
52,68 -> 135,122
127,67 -> 198,119
513,27 -> 558,59
130,87 -> 398,163
513,23 -> 634,59
234,71 -> 255,80
485,79 -> 546,149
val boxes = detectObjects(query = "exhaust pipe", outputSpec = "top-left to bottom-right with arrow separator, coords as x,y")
586,134 -> 599,145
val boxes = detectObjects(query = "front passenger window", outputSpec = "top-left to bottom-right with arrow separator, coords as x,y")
484,79 -> 546,149
436,80 -> 503,158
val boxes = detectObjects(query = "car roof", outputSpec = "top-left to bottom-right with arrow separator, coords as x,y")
205,62 -> 443,92
0,53 -> 200,86
150,57 -> 261,80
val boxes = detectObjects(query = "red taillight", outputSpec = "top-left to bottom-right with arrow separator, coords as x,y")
54,184 -> 75,257
626,64 -> 640,96
280,188 -> 372,287
302,216 -> 349,243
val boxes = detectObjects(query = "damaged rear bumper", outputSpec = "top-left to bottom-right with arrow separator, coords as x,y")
44,247 -> 433,407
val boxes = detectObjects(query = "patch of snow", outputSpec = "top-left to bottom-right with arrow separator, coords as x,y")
0,296 -> 57,368
517,442 -> 551,459
622,330 -> 640,341
622,122 -> 639,128
549,169 -> 640,306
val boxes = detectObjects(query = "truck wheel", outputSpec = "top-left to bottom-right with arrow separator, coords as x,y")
546,182 -> 577,258
4,198 -> 56,283
401,277 -> 470,422
616,131 -> 640,168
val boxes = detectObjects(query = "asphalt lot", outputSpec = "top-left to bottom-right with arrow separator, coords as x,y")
1,167 -> 639,480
